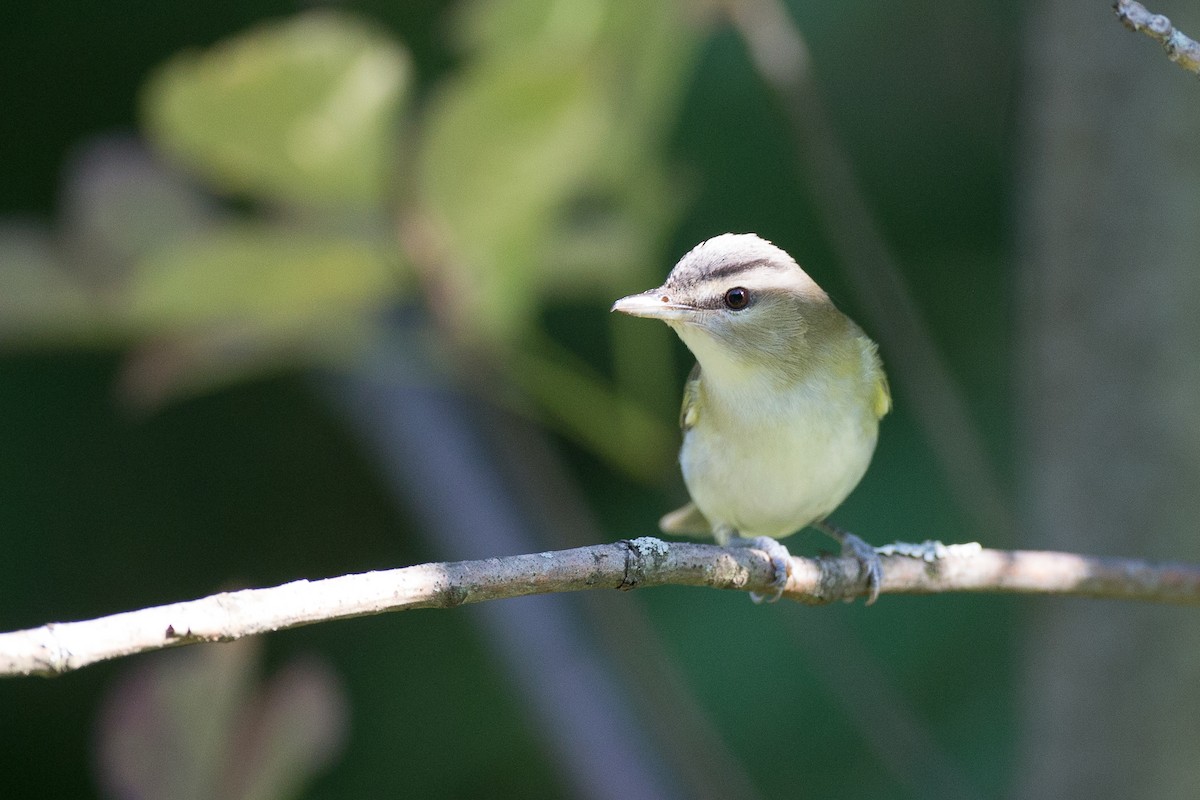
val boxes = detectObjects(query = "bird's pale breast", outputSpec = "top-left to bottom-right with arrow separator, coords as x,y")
679,369 -> 879,539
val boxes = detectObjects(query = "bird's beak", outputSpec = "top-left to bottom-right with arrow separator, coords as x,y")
611,289 -> 697,322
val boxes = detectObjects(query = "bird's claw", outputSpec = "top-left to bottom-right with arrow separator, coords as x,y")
814,521 -> 884,604
838,532 -> 883,605
732,536 -> 791,603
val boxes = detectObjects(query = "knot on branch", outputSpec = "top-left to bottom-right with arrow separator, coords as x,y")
618,537 -> 672,590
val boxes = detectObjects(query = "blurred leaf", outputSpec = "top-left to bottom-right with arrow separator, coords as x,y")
1,138 -> 221,349
124,224 -> 401,334
224,658 -> 348,800
450,0 -> 572,54
0,219 -> 98,346
412,0 -> 700,481
1,137 -> 401,370
537,170 -> 683,294
104,222 -> 403,405
419,54 -> 608,338
115,317 -> 378,411
142,11 -> 410,208
417,0 -> 698,344
95,639 -> 256,800
95,639 -> 347,800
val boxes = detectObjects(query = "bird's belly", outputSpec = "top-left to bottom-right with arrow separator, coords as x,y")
680,406 -> 877,539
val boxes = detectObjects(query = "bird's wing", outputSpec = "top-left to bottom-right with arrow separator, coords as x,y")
873,370 -> 892,419
679,362 -> 702,431
664,364 -> 710,535
860,335 -> 892,419
659,501 -> 713,535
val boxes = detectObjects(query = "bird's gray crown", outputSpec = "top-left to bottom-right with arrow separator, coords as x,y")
665,233 -> 799,289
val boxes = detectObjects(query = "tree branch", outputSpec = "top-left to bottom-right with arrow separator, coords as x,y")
3,538 -> 1199,678
1115,0 -> 1200,75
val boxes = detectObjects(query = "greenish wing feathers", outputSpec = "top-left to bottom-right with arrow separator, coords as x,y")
679,362 -> 701,431
866,338 -> 891,419
873,370 -> 892,419
664,364 -> 710,535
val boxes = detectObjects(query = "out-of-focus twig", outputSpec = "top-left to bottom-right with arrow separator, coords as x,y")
329,342 -> 683,800
484,407 -> 764,800
787,614 -> 986,800
5,540 -> 1200,679
1115,0 -> 1200,75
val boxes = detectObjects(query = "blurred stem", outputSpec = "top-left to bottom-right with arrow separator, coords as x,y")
480,402 -> 764,800
785,613 -> 985,800
508,330 -> 676,483
724,0 -> 1016,542
326,326 -> 684,800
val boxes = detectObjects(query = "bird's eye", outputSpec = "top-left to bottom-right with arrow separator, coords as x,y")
723,287 -> 750,310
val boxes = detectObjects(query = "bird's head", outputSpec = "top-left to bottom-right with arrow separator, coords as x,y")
612,233 -> 841,380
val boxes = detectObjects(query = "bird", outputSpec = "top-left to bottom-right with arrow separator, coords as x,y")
612,233 -> 890,603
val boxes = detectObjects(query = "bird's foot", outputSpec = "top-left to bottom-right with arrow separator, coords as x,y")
815,522 -> 883,605
725,536 -> 791,603
747,537 -> 792,603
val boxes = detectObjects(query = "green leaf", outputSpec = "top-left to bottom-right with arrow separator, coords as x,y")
415,0 -> 699,343
95,640 -> 347,800
420,53 -> 608,255
142,10 -> 410,208
124,224 -> 401,334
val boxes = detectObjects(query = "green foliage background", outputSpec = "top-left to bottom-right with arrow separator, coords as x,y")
0,1 -> 1020,798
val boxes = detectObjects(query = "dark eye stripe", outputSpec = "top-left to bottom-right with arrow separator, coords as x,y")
702,258 -> 789,283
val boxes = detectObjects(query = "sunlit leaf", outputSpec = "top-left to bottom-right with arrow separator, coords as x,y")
458,0 -> 696,157
418,49 -> 637,342
416,0 -> 698,344
408,0 -> 701,480
451,0 -> 606,57
142,10 -> 410,208
419,52 -> 608,257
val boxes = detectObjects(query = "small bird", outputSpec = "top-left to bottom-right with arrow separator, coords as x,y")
612,233 -> 890,602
